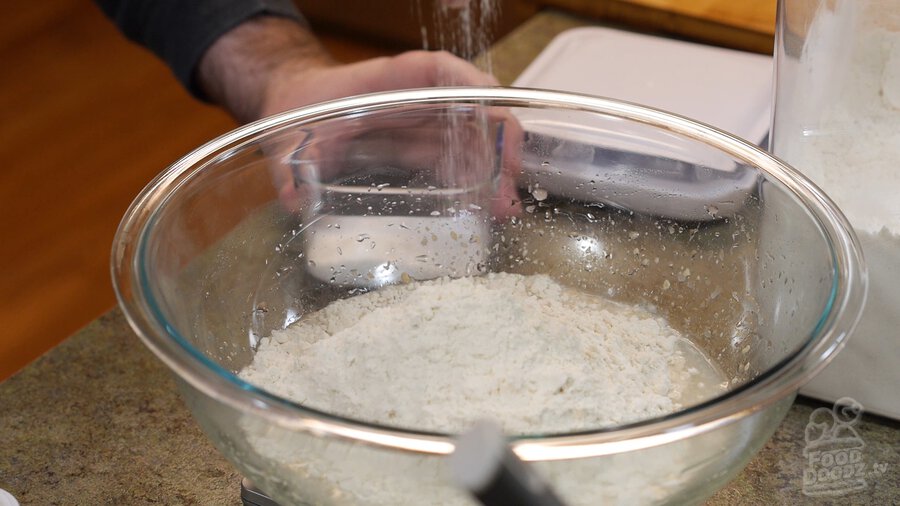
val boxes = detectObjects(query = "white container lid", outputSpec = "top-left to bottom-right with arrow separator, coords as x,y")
513,26 -> 773,145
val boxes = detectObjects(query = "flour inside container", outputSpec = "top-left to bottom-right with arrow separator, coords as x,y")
773,8 -> 900,413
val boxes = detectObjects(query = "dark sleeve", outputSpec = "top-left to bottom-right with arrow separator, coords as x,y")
94,0 -> 305,99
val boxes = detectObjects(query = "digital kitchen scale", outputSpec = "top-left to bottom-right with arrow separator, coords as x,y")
511,25 -> 773,222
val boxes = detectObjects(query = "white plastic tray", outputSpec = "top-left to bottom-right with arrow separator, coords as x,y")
513,26 -> 773,144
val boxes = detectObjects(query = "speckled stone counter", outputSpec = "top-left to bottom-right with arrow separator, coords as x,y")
1,309 -> 897,505
1,10 -> 897,506
0,311 -> 239,505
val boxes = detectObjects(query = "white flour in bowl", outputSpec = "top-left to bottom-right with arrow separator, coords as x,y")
241,272 -> 722,434
237,272 -> 726,505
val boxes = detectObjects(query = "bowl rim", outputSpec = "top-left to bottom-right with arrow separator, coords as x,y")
111,86 -> 866,460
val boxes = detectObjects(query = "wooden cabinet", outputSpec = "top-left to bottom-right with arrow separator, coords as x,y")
295,0 -> 776,55
295,0 -> 539,54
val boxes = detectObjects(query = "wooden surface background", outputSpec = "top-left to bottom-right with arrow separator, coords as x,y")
298,0 -> 777,53
0,1 -> 400,380
0,0 -> 776,380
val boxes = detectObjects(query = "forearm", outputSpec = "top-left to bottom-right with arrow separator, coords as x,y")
93,0 -> 305,99
196,16 -> 335,123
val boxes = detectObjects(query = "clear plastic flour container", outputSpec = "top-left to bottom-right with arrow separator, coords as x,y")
772,0 -> 900,418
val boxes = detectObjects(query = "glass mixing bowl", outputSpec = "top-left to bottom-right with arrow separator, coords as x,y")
111,88 -> 865,505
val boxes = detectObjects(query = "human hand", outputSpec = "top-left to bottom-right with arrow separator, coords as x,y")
197,16 -> 519,218
257,49 -> 499,120
198,17 -> 498,123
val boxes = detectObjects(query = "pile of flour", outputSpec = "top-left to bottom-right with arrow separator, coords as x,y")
241,272 -> 692,434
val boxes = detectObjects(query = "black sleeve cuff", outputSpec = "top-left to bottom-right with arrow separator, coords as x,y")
95,0 -> 305,100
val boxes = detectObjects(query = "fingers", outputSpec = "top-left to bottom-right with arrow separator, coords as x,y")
261,51 -> 497,119
260,50 -> 497,119
388,50 -> 499,87
259,49 -> 503,216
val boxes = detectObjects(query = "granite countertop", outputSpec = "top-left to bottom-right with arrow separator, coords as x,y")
2,310 -> 897,505
1,10 -> 897,506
